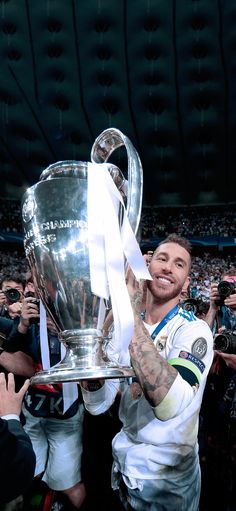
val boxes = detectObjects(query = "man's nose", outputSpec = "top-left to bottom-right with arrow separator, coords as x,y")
162,260 -> 172,272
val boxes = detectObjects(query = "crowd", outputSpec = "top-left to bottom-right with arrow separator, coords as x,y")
0,200 -> 235,511
1,200 -> 236,240
1,248 -> 235,305
0,200 -> 22,233
141,204 -> 236,239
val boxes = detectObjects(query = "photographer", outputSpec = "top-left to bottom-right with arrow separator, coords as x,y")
205,269 -> 236,331
200,269 -> 236,510
7,287 -> 87,510
0,273 -> 25,319
205,269 -> 236,369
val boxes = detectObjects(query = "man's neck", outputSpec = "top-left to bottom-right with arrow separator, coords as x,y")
144,292 -> 179,325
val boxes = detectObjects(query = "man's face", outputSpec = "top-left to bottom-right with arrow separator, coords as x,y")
223,275 -> 236,285
147,242 -> 190,302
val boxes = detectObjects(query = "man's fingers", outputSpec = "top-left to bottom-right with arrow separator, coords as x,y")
7,372 -> 15,392
0,372 -> 6,389
17,379 -> 30,399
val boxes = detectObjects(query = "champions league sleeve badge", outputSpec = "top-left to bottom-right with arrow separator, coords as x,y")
191,337 -> 207,359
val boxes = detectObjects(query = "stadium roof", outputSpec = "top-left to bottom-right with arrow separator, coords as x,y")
0,1 -> 236,207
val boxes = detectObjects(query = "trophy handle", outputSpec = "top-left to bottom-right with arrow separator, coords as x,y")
91,128 -> 143,235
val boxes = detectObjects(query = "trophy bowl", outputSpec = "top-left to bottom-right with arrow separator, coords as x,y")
21,128 -> 143,384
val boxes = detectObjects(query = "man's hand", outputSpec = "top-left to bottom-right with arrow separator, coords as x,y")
204,283 -> 220,328
7,301 -> 23,319
0,290 -> 23,319
209,283 -> 220,310
0,372 -> 30,417
215,351 -> 236,370
18,296 -> 39,333
80,380 -> 104,391
224,293 -> 236,312
0,290 -> 6,307
126,265 -> 147,316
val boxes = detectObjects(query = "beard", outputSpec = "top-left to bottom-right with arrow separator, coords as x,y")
147,277 -> 183,303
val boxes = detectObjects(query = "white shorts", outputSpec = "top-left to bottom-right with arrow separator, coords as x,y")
113,452 -> 201,511
22,403 -> 85,491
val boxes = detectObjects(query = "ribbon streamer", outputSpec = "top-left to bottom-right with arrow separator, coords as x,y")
39,303 -> 78,413
87,162 -> 151,358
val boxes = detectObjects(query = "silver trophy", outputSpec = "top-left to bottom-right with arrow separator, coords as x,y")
21,128 -> 143,384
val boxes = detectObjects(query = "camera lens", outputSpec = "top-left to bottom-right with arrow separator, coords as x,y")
214,331 -> 236,354
4,288 -> 21,303
218,281 -> 235,299
214,333 -> 230,352
181,299 -> 198,315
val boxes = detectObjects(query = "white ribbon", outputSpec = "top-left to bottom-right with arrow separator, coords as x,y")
39,303 -> 78,414
87,162 -> 151,361
39,301 -> 50,369
60,343 -> 78,414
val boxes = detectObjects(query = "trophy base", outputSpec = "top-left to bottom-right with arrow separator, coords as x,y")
30,362 -> 135,385
30,332 -> 135,385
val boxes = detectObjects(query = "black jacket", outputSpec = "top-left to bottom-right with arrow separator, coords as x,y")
0,417 -> 36,503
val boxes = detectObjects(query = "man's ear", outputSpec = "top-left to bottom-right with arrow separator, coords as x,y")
182,276 -> 190,291
185,276 -> 191,286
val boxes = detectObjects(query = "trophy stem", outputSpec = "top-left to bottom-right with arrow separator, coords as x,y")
30,333 -> 135,385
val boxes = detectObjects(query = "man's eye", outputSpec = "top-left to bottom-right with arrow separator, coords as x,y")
176,262 -> 183,268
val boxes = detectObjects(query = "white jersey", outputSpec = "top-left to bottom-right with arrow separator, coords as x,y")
82,307 -> 214,484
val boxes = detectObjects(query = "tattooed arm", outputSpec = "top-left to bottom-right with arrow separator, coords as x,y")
127,268 -> 195,419
129,314 -> 177,408
127,267 -> 177,407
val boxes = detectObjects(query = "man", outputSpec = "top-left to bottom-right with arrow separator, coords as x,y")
205,268 -> 236,368
200,268 -> 236,510
0,299 -> 35,399
7,292 -> 86,510
205,268 -> 236,330
0,372 -> 36,504
81,234 -> 214,511
0,273 -> 25,319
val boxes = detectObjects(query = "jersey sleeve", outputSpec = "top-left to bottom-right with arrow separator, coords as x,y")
167,318 -> 214,387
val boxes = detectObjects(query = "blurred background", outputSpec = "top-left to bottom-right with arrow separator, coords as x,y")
0,3 -> 236,511
0,0 -> 235,288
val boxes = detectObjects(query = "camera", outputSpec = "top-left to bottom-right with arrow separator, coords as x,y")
181,298 -> 199,315
214,330 -> 236,354
3,288 -> 22,303
216,281 -> 236,306
24,291 -> 40,324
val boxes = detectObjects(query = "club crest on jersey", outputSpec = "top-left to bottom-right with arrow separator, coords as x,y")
156,336 -> 167,351
191,337 -> 207,359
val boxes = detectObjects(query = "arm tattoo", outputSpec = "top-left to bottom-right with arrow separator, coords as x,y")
129,316 -> 177,407
130,290 -> 143,314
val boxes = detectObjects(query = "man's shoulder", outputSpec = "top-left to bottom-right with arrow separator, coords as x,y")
173,309 -> 213,340
178,307 -> 199,323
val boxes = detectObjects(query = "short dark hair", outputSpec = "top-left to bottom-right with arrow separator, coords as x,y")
222,268 -> 236,279
158,233 -> 192,256
0,273 -> 26,289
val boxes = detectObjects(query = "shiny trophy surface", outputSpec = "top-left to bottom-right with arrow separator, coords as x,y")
22,128 -> 143,384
